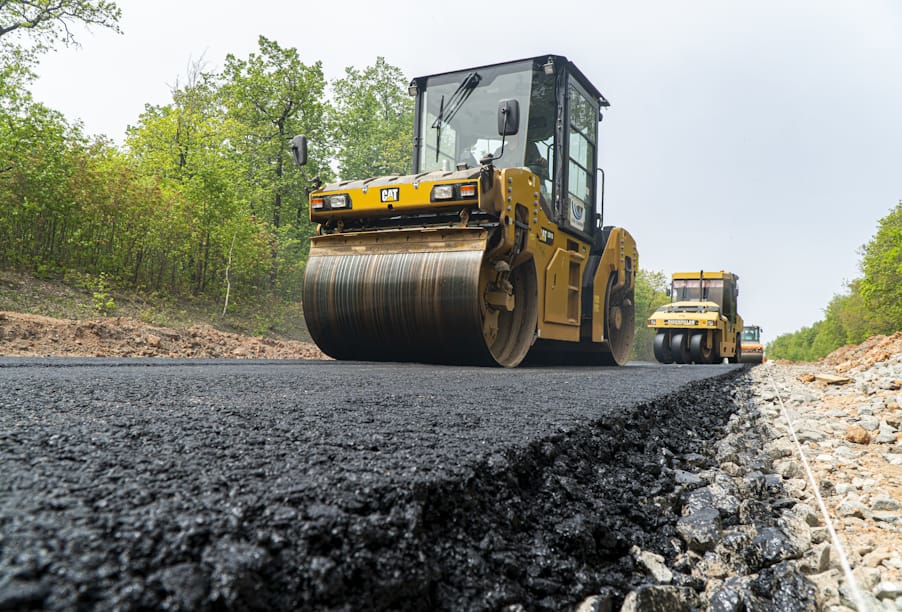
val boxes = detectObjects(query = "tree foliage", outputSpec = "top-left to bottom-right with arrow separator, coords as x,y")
126,63 -> 245,295
330,57 -> 414,179
1,30 -> 415,320
859,202 -> 902,326
218,36 -> 332,297
0,0 -> 121,49
768,202 -> 902,361
630,269 -> 670,361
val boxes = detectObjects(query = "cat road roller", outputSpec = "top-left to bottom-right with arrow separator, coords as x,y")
740,325 -> 766,364
290,54 -> 637,367
647,271 -> 744,364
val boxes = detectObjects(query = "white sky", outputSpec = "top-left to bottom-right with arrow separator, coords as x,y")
29,0 -> 902,341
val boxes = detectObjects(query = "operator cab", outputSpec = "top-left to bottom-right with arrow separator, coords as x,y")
670,272 -> 739,324
741,326 -> 762,342
409,55 -> 609,241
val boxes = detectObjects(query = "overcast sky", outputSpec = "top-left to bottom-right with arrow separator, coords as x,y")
29,0 -> 902,341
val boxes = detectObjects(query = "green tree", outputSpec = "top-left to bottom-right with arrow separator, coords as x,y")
221,36 -> 328,230
631,269 -> 670,361
219,36 -> 330,294
126,63 -> 252,295
768,323 -> 820,362
767,290 -> 860,362
0,1 -> 125,277
0,72 -> 79,270
0,0 -> 121,49
859,202 -> 902,331
330,57 -> 414,179
767,201 -> 901,361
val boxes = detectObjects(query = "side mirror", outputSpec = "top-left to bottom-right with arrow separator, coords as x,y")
290,135 -> 308,167
497,99 -> 520,136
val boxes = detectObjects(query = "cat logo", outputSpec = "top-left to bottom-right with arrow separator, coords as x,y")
380,188 -> 400,203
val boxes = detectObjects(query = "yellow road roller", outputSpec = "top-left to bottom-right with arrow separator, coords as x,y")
647,271 -> 744,364
291,55 -> 637,367
740,325 -> 766,364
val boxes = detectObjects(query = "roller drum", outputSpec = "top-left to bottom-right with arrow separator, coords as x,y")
302,227 -> 531,365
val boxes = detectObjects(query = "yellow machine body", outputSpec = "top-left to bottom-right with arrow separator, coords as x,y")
647,271 -> 744,364
740,325 -> 765,364
298,55 -> 638,367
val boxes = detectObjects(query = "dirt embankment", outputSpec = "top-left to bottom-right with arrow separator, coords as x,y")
0,312 -> 327,360
819,331 -> 902,374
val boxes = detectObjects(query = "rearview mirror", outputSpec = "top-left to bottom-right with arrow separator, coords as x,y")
290,135 -> 308,167
497,99 -> 520,136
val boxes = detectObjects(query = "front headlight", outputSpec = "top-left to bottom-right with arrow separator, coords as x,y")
706,320 -> 716,327
327,194 -> 351,209
311,194 -> 351,211
432,185 -> 455,200
430,182 -> 479,202
648,319 -> 656,326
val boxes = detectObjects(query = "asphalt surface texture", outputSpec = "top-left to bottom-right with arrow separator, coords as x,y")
0,358 -> 746,610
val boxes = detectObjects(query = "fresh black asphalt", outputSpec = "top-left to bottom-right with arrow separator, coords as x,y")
0,359 -> 746,610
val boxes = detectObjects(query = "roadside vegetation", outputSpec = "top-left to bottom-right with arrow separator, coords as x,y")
0,2 -> 409,338
767,202 -> 901,361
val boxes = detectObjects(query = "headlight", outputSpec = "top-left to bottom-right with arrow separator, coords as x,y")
648,319 -> 656,326
432,185 -> 455,200
311,194 -> 351,211
327,194 -> 350,209
706,320 -> 716,327
431,182 -> 479,202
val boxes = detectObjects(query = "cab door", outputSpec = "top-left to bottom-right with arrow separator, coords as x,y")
562,78 -> 598,239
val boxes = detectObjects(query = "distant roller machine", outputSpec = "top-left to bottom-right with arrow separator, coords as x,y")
740,325 -> 766,364
648,271 -> 743,364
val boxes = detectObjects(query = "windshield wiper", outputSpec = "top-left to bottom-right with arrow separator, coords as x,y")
432,72 -> 481,162
432,71 -> 481,129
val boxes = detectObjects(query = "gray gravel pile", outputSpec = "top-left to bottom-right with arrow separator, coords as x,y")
0,359 -> 815,610
591,371 -> 819,612
751,359 -> 902,612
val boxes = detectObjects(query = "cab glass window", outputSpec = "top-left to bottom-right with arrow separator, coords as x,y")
566,81 -> 597,233
419,62 -> 534,172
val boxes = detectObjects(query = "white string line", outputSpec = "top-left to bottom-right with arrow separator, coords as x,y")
766,370 -> 869,612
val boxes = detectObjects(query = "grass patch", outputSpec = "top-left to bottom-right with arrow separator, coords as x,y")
0,269 -> 312,343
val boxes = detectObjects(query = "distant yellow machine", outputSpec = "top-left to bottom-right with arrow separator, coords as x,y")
740,325 -> 765,364
647,271 -> 743,364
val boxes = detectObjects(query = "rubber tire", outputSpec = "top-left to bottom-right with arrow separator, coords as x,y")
728,333 -> 742,363
671,333 -> 690,364
690,333 -> 713,364
653,332 -> 673,364
602,272 -> 635,366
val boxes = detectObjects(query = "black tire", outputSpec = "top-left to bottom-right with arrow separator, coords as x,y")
601,272 -> 635,366
690,333 -> 713,364
671,332 -> 690,364
653,332 -> 673,364
728,333 -> 742,364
